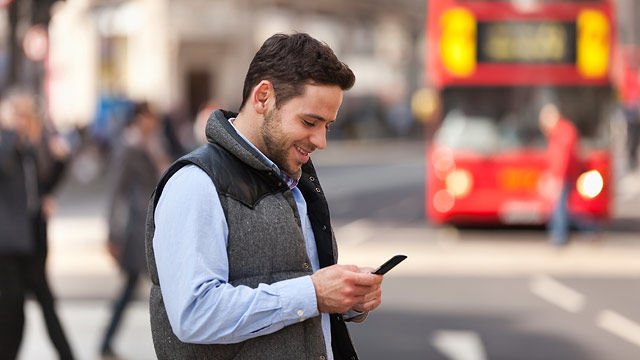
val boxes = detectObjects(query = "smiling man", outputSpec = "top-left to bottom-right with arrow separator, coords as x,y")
146,33 -> 383,360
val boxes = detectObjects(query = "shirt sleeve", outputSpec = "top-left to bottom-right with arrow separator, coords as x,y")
153,165 -> 319,344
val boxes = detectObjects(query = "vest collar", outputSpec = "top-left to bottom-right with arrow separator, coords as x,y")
205,109 -> 273,173
206,109 -> 307,189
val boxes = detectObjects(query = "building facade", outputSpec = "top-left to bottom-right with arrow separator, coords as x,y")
45,0 -> 424,133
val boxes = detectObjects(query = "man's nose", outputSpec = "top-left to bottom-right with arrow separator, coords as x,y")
310,127 -> 327,150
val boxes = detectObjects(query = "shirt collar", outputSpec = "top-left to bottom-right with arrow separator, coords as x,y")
228,118 -> 299,189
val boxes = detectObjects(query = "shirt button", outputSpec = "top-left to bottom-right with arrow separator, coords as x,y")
319,356 -> 326,360
297,309 -> 304,317
315,187 -> 321,193
303,262 -> 311,270
309,176 -> 315,181
322,225 -> 327,230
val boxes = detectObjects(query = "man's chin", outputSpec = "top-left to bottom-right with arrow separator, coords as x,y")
282,164 -> 303,180
286,169 -> 302,180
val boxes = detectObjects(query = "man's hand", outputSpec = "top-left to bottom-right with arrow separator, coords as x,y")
311,264 -> 383,314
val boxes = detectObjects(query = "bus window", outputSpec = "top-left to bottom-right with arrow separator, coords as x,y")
436,86 -> 611,154
435,110 -> 501,154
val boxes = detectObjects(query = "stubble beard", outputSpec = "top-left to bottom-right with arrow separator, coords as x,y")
261,109 -> 301,178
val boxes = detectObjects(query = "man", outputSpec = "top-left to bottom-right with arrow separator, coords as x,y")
100,101 -> 170,359
146,33 -> 383,359
538,103 -> 581,246
619,61 -> 640,171
0,91 -> 74,359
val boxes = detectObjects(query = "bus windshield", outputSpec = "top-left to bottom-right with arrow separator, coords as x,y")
434,87 -> 612,154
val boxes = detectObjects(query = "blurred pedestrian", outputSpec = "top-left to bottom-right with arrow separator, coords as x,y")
147,33 -> 383,360
0,90 -> 75,359
160,111 -> 188,159
539,103 -> 588,246
100,101 -> 170,359
619,62 -> 640,171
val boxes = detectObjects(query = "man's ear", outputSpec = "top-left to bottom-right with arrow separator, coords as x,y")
252,80 -> 274,115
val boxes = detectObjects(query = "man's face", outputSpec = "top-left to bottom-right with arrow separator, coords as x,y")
260,84 -> 343,178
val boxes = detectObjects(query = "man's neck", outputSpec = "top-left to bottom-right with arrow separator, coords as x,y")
231,112 -> 259,145
228,112 -> 300,186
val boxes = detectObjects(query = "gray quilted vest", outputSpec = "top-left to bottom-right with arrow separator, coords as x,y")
145,110 -> 358,360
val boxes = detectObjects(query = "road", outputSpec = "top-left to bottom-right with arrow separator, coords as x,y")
19,140 -> 640,360
316,141 -> 640,360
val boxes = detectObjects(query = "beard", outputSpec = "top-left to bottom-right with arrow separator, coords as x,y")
260,108 -> 301,178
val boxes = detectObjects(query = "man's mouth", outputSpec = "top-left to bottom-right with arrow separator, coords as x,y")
295,145 -> 312,157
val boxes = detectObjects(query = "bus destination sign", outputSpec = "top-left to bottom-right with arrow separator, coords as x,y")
477,22 -> 577,64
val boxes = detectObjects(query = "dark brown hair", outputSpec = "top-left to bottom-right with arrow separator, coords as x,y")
239,33 -> 355,110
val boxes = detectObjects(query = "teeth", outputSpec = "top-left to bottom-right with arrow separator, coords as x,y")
296,146 -> 309,156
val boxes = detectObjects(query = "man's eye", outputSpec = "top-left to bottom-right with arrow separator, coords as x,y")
303,120 -> 315,127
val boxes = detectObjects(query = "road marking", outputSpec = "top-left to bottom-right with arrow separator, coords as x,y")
597,310 -> 640,348
431,330 -> 487,360
335,219 -> 375,247
529,275 -> 585,313
618,172 -> 640,202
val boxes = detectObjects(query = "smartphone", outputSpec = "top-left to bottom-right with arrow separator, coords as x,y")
372,255 -> 407,275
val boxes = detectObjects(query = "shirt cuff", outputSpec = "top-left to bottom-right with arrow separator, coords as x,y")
271,275 -> 319,324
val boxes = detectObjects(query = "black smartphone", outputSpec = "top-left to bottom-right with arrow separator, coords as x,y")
372,255 -> 407,275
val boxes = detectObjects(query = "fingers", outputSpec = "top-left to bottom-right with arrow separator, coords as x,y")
311,264 -> 384,314
346,269 -> 383,312
358,266 -> 375,273
358,284 -> 382,310
351,270 -> 382,287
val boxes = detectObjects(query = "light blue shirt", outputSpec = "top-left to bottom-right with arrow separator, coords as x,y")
153,124 -> 333,358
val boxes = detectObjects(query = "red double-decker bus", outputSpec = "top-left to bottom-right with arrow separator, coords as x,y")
425,0 -> 615,225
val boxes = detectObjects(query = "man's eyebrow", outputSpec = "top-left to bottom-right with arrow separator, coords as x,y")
303,113 -> 335,123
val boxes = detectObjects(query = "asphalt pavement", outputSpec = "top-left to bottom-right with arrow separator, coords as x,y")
18,139 -> 640,360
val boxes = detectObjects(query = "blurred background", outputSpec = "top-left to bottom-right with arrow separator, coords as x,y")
1,0 -> 640,359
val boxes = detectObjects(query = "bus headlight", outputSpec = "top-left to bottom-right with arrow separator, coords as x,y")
445,169 -> 473,198
577,9 -> 610,78
576,169 -> 604,199
440,7 -> 476,77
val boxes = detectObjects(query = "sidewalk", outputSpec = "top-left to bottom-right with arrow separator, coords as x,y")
19,300 -> 154,360
23,217 -> 640,359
